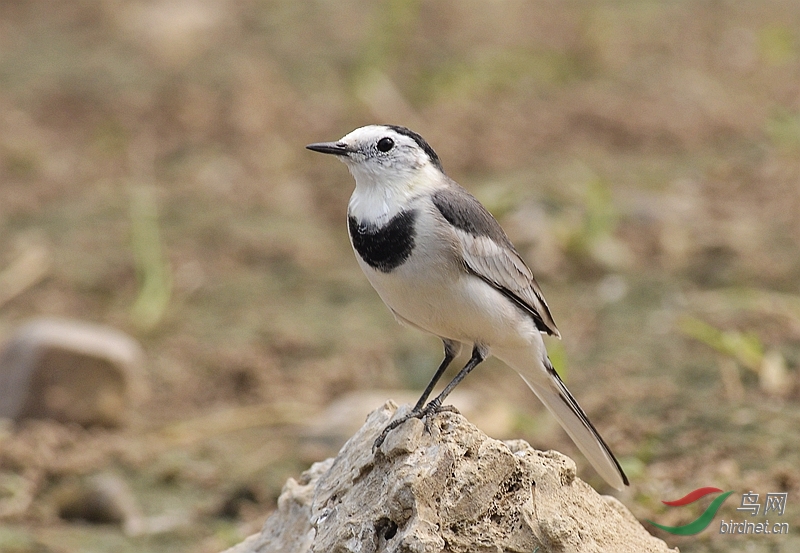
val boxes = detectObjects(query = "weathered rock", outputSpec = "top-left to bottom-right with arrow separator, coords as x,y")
0,318 -> 148,427
223,402 -> 677,553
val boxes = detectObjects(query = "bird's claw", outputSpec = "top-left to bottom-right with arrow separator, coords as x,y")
372,402 -> 455,452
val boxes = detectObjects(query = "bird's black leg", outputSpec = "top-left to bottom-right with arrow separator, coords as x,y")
421,344 -> 487,414
412,339 -> 460,411
373,343 -> 486,452
373,340 -> 459,451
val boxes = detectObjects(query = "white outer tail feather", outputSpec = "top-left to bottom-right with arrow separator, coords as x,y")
495,346 -> 628,491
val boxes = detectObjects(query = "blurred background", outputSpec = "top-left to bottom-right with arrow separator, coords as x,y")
1,0 -> 799,551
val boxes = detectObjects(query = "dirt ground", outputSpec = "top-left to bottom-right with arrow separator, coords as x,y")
1,1 -> 799,552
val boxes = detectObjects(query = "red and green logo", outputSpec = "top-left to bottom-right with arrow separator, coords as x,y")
647,487 -> 734,535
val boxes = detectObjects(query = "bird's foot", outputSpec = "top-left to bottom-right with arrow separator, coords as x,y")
373,401 -> 454,452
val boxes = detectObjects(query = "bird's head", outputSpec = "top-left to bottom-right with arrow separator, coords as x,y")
307,125 -> 444,192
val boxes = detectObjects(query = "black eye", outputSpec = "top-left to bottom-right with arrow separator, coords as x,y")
377,137 -> 394,152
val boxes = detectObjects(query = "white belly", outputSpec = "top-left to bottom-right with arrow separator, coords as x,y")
356,244 -> 537,350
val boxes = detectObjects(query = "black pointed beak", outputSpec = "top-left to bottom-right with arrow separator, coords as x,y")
306,141 -> 351,156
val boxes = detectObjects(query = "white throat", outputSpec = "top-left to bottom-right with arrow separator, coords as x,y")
346,161 -> 442,224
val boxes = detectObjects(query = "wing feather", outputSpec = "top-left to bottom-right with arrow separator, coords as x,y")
431,185 -> 560,337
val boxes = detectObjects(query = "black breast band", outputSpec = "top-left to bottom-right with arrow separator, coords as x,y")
348,210 -> 417,273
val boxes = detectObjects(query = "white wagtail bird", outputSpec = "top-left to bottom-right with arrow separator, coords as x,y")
307,125 -> 629,490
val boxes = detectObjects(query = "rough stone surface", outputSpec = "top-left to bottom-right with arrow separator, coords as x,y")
0,318 -> 147,427
223,402 -> 677,553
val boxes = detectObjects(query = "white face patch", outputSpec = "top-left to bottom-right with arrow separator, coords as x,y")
339,126 -> 445,223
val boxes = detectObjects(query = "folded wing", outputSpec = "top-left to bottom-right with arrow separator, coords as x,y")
431,184 -> 559,337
